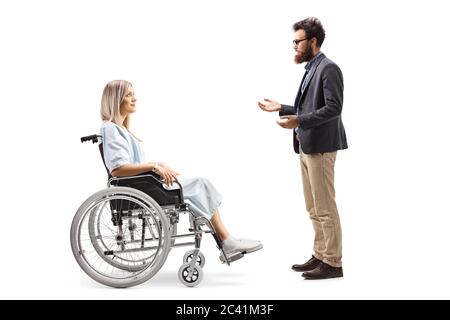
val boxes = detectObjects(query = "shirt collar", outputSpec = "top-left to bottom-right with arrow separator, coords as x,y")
305,51 -> 324,71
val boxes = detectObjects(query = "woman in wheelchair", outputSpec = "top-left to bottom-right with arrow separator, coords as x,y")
100,80 -> 262,260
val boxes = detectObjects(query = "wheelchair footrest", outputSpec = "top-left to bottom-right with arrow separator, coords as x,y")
219,251 -> 244,264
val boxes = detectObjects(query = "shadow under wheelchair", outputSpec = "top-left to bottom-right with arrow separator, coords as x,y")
145,270 -> 251,288
71,134 -> 249,288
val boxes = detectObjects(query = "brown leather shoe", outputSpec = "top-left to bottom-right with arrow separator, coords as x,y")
302,262 -> 343,280
292,256 -> 322,272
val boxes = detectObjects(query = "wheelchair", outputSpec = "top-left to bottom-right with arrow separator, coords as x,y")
70,134 -> 244,288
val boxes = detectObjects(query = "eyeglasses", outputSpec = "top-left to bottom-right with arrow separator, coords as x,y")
292,38 -> 308,46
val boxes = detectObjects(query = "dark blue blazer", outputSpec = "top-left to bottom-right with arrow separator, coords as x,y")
280,54 -> 348,154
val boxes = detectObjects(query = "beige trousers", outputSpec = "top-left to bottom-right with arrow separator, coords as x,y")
300,150 -> 342,267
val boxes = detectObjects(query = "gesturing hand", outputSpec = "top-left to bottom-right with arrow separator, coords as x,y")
257,98 -> 281,112
276,115 -> 299,129
154,162 -> 179,186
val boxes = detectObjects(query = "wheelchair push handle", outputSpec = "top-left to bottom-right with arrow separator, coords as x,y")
81,134 -> 102,144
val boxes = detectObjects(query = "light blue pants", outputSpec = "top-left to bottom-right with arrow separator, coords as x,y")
177,176 -> 222,220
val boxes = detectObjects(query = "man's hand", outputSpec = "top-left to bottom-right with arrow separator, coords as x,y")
258,98 -> 281,112
276,115 -> 299,129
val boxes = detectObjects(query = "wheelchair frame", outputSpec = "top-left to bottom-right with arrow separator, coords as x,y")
70,134 -> 242,288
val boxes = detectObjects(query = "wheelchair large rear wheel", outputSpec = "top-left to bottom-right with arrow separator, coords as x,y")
70,187 -> 171,288
87,205 -> 178,272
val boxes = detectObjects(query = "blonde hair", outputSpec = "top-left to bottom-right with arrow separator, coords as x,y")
101,80 -> 133,129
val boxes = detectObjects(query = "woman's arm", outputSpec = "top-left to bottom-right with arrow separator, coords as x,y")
112,162 -> 179,185
111,162 -> 157,177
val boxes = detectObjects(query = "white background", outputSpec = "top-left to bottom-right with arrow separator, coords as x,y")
1,0 -> 449,299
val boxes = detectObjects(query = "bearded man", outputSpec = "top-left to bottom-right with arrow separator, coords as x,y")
258,17 -> 347,280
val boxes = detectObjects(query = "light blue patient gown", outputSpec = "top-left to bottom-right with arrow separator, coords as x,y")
100,121 -> 221,220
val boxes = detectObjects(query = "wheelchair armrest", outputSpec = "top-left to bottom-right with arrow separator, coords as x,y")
108,171 -> 181,189
108,171 -> 184,206
139,172 -> 184,192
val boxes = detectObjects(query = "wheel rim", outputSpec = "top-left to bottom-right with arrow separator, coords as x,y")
180,265 -> 201,283
71,187 -> 171,287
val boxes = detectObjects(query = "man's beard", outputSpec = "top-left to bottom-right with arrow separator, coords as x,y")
294,44 -> 313,64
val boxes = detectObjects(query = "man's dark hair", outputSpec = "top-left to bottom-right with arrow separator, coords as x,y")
293,17 -> 326,47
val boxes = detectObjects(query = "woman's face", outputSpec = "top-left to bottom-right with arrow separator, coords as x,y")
120,87 -> 137,115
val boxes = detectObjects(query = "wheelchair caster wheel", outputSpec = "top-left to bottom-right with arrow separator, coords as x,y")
183,250 -> 205,268
178,263 -> 203,287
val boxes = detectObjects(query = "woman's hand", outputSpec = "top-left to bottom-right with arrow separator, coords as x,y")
153,162 -> 179,186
